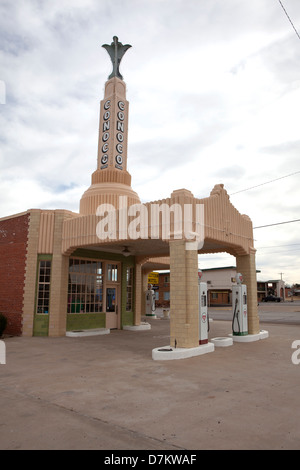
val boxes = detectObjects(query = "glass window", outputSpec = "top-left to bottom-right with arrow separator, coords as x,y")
68,258 -> 103,313
126,267 -> 133,311
163,291 -> 170,301
36,260 -> 51,314
107,263 -> 118,282
106,287 -> 116,312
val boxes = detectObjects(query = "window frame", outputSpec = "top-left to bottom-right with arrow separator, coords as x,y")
36,259 -> 52,314
67,258 -> 104,314
126,266 -> 133,312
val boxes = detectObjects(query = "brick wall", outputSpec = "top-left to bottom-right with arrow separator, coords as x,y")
0,213 -> 29,335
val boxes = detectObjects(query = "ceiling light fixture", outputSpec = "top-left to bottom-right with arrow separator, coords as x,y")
122,246 -> 131,257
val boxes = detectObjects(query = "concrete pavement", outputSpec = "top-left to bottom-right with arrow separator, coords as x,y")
1,316 -> 300,450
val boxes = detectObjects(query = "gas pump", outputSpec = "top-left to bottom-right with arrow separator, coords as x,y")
198,271 -> 209,345
145,284 -> 156,317
232,273 -> 248,336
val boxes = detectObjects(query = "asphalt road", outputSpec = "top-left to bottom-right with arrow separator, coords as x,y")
208,300 -> 300,324
1,319 -> 300,450
1,302 -> 300,451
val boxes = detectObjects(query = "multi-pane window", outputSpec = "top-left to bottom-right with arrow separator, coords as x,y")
68,259 -> 103,313
36,260 -> 51,314
126,267 -> 133,311
107,263 -> 118,282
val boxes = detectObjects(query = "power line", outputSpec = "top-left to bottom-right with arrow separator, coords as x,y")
257,248 -> 300,255
230,170 -> 300,195
254,219 -> 300,229
278,0 -> 300,41
257,243 -> 300,249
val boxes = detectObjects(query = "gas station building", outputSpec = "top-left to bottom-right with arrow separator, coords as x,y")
0,37 -> 263,350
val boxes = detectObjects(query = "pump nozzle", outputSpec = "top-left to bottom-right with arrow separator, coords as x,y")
232,297 -> 240,335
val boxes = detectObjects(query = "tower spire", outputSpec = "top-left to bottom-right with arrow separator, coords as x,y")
79,37 -> 140,215
102,36 -> 132,80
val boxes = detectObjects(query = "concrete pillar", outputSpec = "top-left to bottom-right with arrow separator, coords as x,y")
169,239 -> 199,348
48,212 -> 69,336
22,210 -> 41,336
236,248 -> 260,334
134,261 -> 142,326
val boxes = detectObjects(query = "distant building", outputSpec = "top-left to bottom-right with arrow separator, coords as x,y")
155,267 -> 285,307
257,279 -> 285,302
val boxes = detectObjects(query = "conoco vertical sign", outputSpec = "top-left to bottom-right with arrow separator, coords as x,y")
100,98 -> 126,171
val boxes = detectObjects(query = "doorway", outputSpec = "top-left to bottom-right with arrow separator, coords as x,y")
106,285 -> 120,329
105,263 -> 120,329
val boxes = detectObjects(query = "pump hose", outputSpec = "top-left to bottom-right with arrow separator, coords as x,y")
232,297 -> 240,334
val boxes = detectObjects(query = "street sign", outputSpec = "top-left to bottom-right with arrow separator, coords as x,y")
148,272 -> 159,285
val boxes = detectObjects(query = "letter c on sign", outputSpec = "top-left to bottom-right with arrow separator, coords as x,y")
116,143 -> 123,153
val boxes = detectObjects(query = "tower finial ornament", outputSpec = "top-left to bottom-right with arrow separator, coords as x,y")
102,36 -> 132,80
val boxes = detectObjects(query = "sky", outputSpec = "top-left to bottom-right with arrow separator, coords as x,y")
0,0 -> 300,285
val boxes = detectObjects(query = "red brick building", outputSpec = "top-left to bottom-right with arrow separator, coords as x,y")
0,213 -> 29,335
155,271 -> 170,308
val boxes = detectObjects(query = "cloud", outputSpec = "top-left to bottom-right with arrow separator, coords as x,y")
0,0 -> 300,283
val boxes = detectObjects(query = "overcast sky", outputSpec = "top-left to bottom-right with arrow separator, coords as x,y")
0,0 -> 300,285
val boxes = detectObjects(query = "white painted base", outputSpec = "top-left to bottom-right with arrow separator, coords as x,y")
66,328 -> 110,337
162,310 -> 170,319
211,337 -> 233,347
123,322 -> 151,331
152,342 -> 215,361
229,330 -> 269,342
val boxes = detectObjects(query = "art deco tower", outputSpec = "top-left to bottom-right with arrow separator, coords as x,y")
80,37 -> 140,214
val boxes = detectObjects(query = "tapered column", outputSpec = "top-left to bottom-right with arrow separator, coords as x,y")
48,212 -> 69,336
236,248 -> 260,334
79,77 -> 140,215
22,210 -> 41,336
97,77 -> 129,173
169,239 -> 199,348
134,261 -> 142,326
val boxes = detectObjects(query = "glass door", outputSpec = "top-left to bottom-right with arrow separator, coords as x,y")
106,285 -> 120,329
106,287 -> 116,312
105,262 -> 120,329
